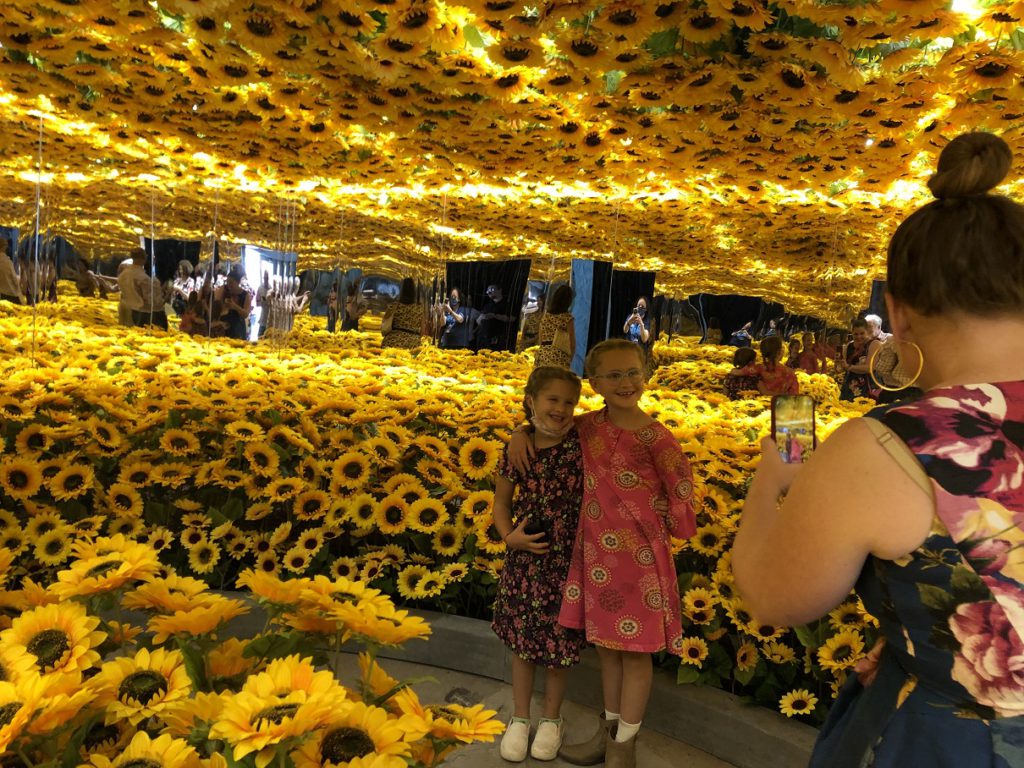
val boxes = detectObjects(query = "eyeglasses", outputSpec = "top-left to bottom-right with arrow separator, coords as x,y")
593,368 -> 644,383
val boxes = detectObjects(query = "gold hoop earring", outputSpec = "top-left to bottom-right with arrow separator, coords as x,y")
870,339 -> 924,392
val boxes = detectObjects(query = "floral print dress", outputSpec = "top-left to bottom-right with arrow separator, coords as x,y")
811,382 -> 1024,768
558,410 -> 696,655
491,430 -> 585,668
534,312 -> 573,369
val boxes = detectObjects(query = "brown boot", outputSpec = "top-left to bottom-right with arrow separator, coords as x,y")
605,734 -> 637,768
558,714 -> 615,766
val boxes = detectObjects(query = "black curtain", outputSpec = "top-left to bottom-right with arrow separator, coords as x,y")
869,279 -> 889,330
585,260 -> 615,352
610,269 -> 656,340
446,258 -> 532,352
143,238 -> 201,282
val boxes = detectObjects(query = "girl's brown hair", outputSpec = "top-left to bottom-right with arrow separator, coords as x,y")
584,339 -> 644,377
760,336 -> 783,367
524,366 -> 581,419
888,132 -> 1024,316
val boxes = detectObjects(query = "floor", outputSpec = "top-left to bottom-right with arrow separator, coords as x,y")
335,654 -> 737,768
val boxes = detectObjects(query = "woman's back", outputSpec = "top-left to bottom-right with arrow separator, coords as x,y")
813,382 -> 1024,766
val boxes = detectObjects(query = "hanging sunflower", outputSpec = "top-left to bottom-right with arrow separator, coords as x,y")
680,10 -> 728,45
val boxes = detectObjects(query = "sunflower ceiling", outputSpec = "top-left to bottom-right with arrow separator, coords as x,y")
0,0 -> 1022,318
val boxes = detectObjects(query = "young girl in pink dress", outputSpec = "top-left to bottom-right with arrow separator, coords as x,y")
513,339 -> 696,767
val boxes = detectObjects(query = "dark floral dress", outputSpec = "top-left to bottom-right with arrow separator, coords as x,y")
491,429 -> 585,668
811,382 -> 1024,768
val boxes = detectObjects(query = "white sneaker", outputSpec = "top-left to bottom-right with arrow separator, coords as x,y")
530,718 -> 562,761
500,719 -> 530,762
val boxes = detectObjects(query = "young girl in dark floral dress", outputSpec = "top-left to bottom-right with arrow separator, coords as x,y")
491,366 -> 584,763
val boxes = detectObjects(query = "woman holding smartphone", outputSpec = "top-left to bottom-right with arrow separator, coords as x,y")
733,133 -> 1024,767
623,297 -> 650,345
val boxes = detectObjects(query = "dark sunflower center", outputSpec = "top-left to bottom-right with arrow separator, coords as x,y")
418,508 -> 439,526
496,73 -> 520,88
343,462 -> 363,479
26,433 -> 44,449
700,534 -> 718,546
832,644 -> 852,662
246,15 -> 274,36
26,629 -> 70,669
9,470 -> 28,489
469,449 -> 487,467
790,698 -> 809,711
84,722 -> 120,749
62,473 -> 85,491
114,493 -> 134,508
387,38 -> 414,53
401,10 -> 429,29
118,670 -> 168,705
428,705 -> 460,722
690,13 -> 717,30
44,538 -> 64,556
303,537 -> 319,550
0,702 -> 22,727
303,499 -> 321,514
503,47 -> 530,62
197,17 -> 216,31
87,560 -> 120,578
571,40 -> 598,57
439,532 -> 456,547
609,9 -> 638,26
252,703 -> 299,727
338,11 -> 364,27
198,547 -> 213,564
120,760 -> 161,768
384,507 -> 403,525
781,70 -> 805,88
977,62 -> 1009,78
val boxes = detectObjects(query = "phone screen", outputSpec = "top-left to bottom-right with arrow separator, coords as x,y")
771,395 -> 816,464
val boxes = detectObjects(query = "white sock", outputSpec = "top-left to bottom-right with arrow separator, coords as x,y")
604,710 -> 620,722
615,719 -> 641,743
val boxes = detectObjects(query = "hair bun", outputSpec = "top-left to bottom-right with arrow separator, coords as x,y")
928,132 -> 1012,199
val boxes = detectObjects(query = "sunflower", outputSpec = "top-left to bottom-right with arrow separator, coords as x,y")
457,438 -> 500,481
778,688 -> 817,718
266,478 -> 304,503
25,511 -> 63,541
148,596 -> 249,644
86,731 -> 202,768
690,524 -> 728,556
225,420 -> 265,442
107,483 -> 144,518
460,490 -> 493,518
374,494 -> 411,536
118,461 -> 153,487
0,458 -> 43,500
0,601 -> 105,679
244,442 -> 281,477
159,429 -> 201,457
49,464 -> 95,501
108,517 -> 144,538
430,525 -> 464,557
396,565 -> 429,600
51,539 -> 160,600
679,636 -> 709,667
291,700 -> 419,768
188,539 -> 222,575
294,491 -> 330,521
361,436 -> 402,467
406,498 -> 446,534
736,641 -> 758,673
413,571 -> 445,599
161,690 -> 230,738
33,527 -> 74,567
472,514 -> 505,556
0,680 -> 36,754
392,687 -> 501,743
817,630 -> 865,672
91,647 -> 192,726
88,418 -> 125,452
762,640 -> 797,665
209,686 -> 338,768
282,546 -> 314,574
828,601 -> 868,631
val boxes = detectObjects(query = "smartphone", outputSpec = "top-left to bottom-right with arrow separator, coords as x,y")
771,394 -> 816,464
523,517 -> 549,539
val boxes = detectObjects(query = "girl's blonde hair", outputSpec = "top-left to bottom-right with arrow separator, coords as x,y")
584,339 -> 645,377
524,366 -> 581,419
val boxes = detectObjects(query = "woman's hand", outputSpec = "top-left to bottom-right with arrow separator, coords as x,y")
756,437 -> 803,495
508,429 -> 536,474
504,519 -> 549,554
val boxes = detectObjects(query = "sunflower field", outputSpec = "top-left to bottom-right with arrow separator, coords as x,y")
0,535 -> 503,768
0,292 -> 877,726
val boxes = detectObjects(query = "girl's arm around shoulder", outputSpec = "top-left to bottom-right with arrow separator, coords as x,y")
732,418 -> 933,627
652,424 -> 697,539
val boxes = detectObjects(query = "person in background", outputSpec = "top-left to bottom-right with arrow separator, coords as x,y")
439,287 -> 471,349
478,284 -> 512,351
723,347 -> 760,400
727,322 -> 753,347
381,277 -> 425,350
785,337 -> 802,369
799,331 -> 822,373
254,271 -> 272,339
517,292 -> 544,352
120,248 -> 168,331
760,318 -> 778,338
341,281 -> 366,331
839,318 -> 880,400
732,131 -> 1024,768
865,313 -> 891,346
217,268 -> 252,341
754,336 -> 799,395
0,241 -> 21,304
623,297 -> 651,346
326,281 -> 339,333
535,284 -> 575,369
178,291 -> 206,335
171,260 -> 193,316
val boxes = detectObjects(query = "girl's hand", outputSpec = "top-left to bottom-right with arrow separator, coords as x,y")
508,429 -> 535,474
504,519 -> 549,554
854,637 -> 885,687
757,437 -> 803,495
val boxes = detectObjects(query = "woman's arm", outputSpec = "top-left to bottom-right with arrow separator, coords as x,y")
732,420 -> 933,627
492,476 -> 548,554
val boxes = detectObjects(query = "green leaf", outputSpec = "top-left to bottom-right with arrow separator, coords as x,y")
221,496 -> 244,522
677,665 -> 701,684
177,639 -> 209,690
793,623 -> 822,650
734,664 -> 758,686
463,23 -> 486,49
243,632 -> 301,661
645,28 -> 679,58
918,583 -> 956,614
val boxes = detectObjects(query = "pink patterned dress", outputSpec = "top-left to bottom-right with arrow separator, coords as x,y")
558,409 -> 696,655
